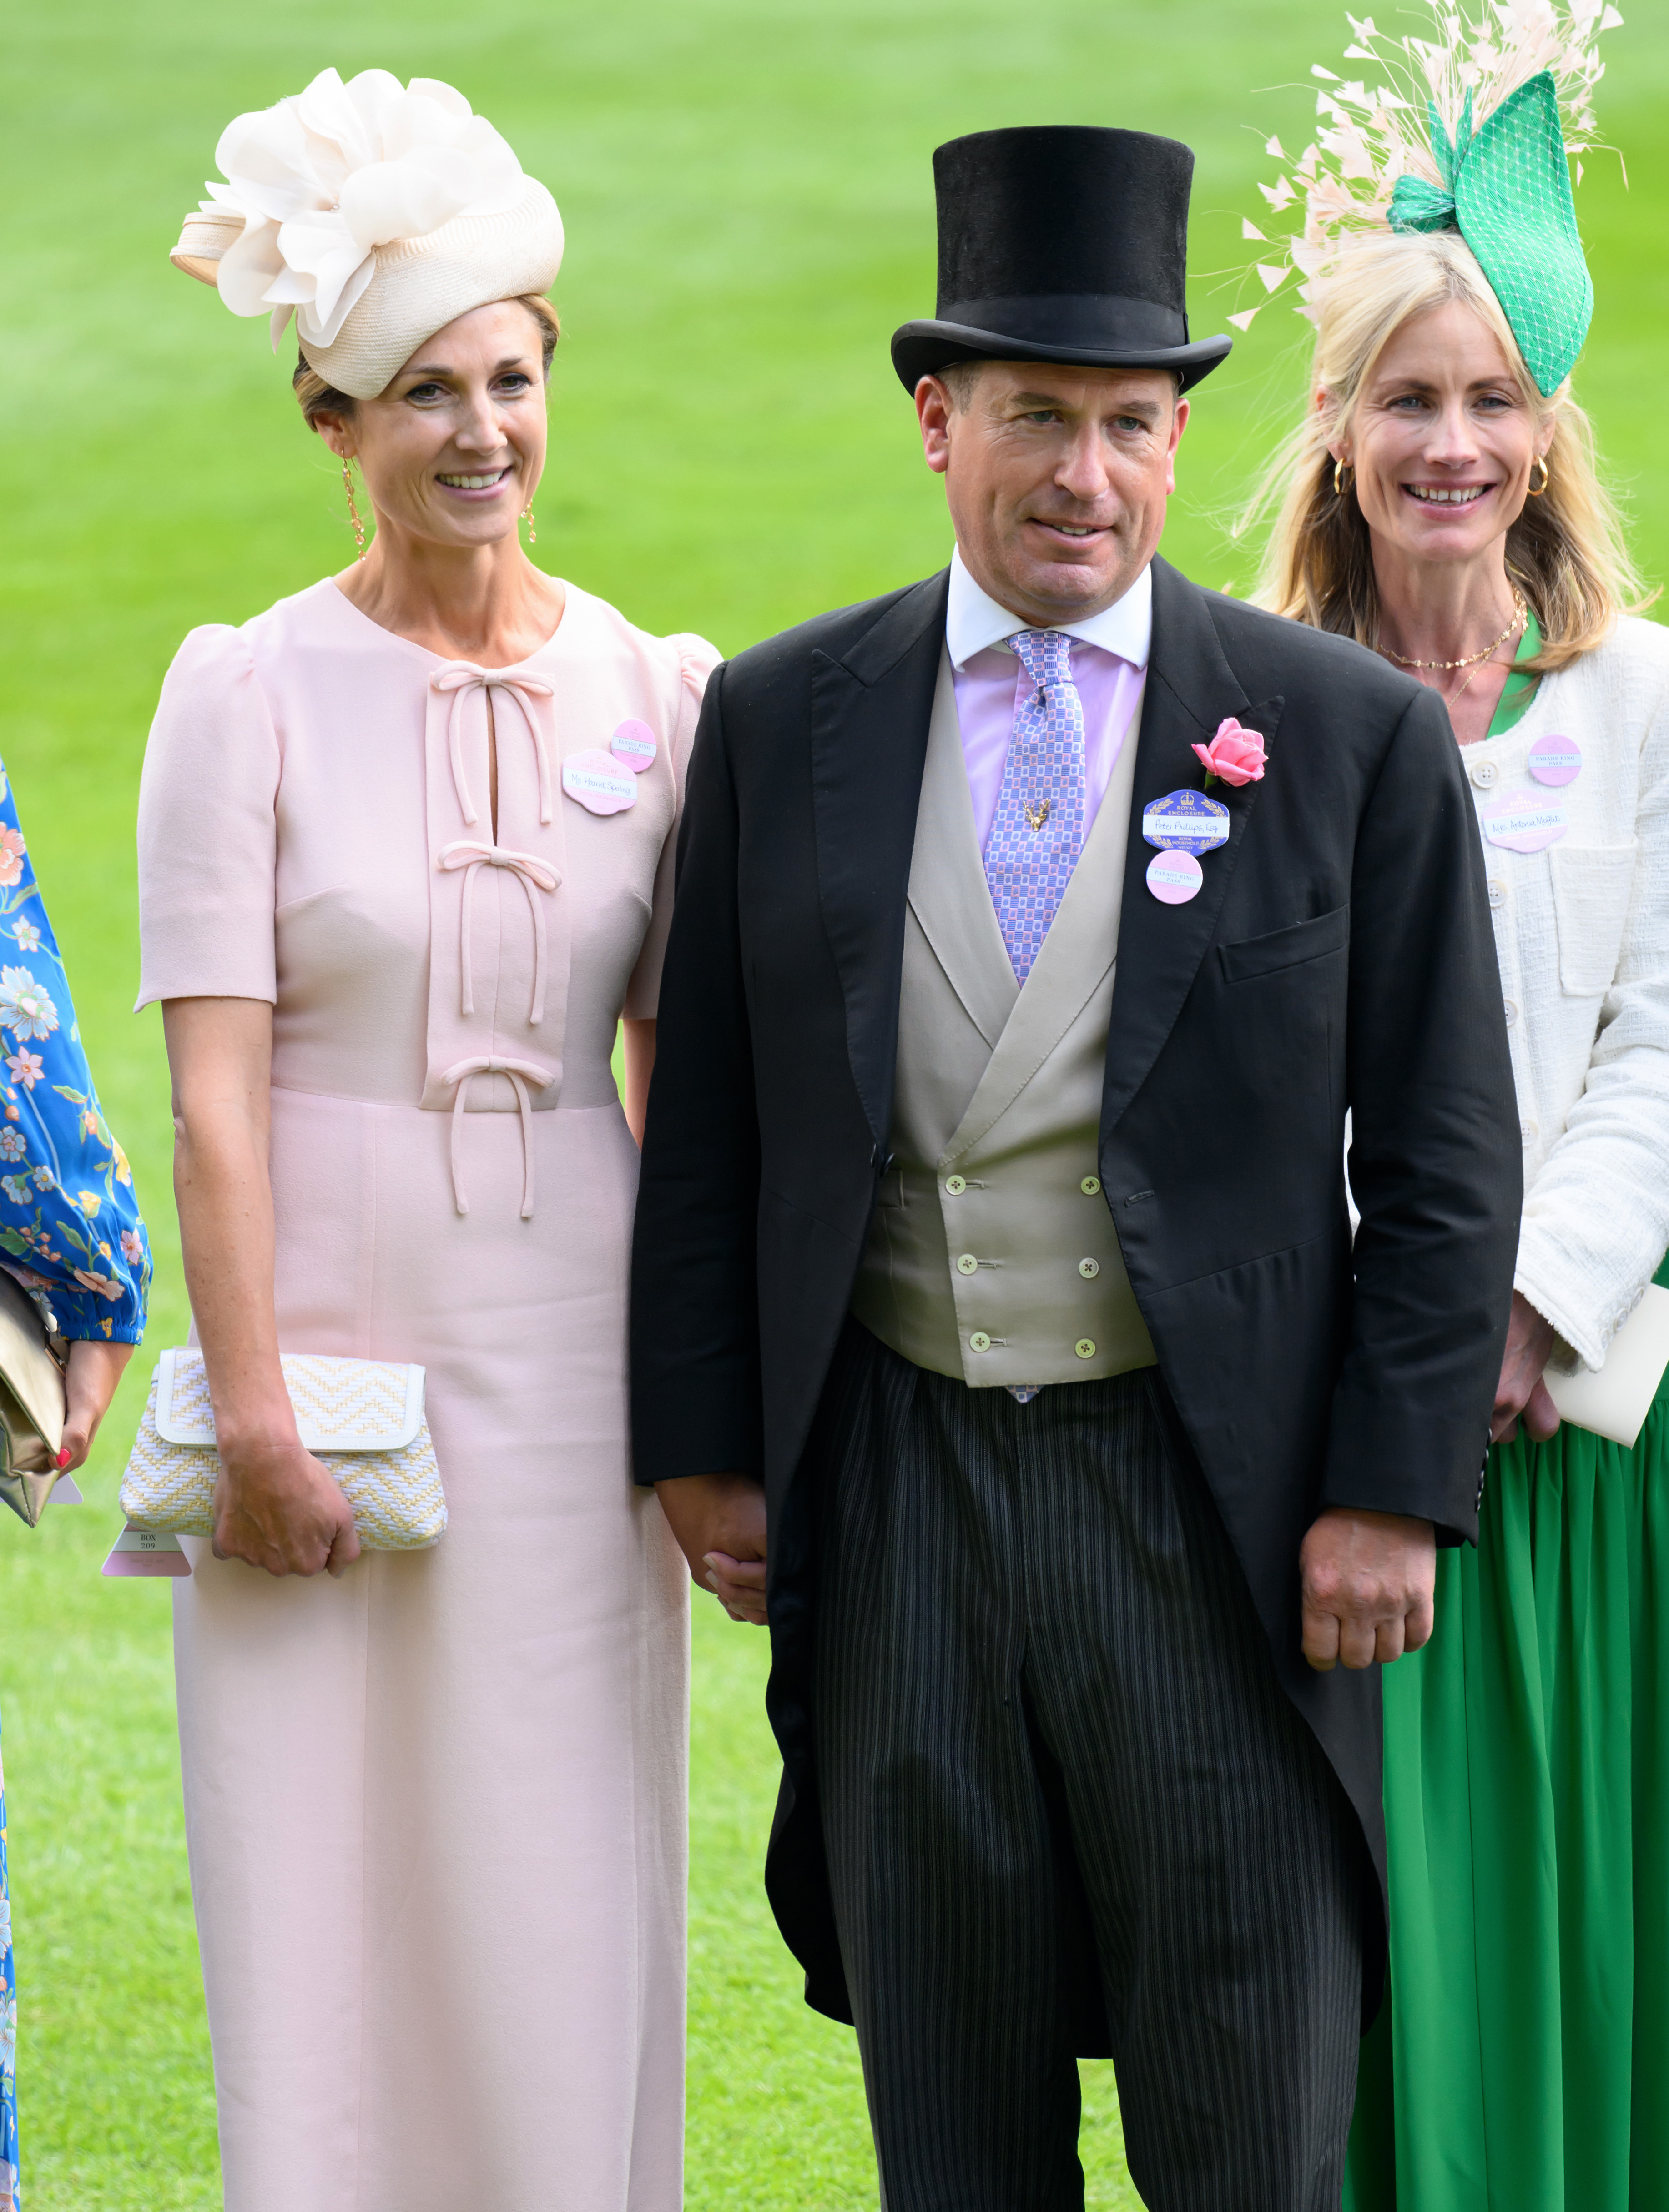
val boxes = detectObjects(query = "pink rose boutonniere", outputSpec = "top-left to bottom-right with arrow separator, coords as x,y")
1192,718 -> 1267,788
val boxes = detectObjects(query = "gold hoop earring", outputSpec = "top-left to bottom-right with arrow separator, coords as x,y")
342,459 -> 368,560
520,503 -> 537,546
1527,453 -> 1550,497
1333,457 -> 1354,498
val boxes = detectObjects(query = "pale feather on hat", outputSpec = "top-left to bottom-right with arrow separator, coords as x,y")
1232,0 -> 1621,334
172,68 -> 564,400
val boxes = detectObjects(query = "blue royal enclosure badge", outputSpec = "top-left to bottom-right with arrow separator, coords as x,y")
1141,789 -> 1231,854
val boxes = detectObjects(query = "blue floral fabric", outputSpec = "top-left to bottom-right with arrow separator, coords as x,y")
0,760 -> 152,2212
0,758 -> 149,1342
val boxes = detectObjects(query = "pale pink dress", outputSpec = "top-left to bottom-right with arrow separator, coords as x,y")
135,576 -> 717,2212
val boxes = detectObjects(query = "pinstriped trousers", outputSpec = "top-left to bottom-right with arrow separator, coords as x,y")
812,1323 -> 1365,2212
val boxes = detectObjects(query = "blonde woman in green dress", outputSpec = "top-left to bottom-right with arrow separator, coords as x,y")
1241,6 -> 1669,2205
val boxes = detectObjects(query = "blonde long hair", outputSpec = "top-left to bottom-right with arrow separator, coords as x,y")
1246,230 -> 1650,669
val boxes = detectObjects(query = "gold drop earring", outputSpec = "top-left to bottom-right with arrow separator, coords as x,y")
342,457 -> 368,560
520,502 -> 537,546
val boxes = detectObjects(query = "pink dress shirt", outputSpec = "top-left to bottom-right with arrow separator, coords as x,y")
945,549 -> 1150,850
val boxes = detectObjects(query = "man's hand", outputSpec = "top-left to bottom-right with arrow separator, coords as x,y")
655,1472 -> 768,1626
1493,1289 -> 1560,1444
1300,1506 -> 1436,1671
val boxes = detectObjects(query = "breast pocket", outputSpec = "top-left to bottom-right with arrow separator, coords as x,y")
1211,905 -> 1348,1138
1218,903 -> 1350,983
1550,841 -> 1637,997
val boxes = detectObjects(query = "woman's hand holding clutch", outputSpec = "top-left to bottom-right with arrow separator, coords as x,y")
162,999 -> 360,1578
212,1434 -> 362,1579
1492,1291 -> 1560,1444
61,1339 -> 136,1472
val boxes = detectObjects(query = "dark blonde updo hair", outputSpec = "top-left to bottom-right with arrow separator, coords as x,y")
292,293 -> 561,430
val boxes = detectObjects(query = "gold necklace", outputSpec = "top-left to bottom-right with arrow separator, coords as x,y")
1381,595 -> 1526,673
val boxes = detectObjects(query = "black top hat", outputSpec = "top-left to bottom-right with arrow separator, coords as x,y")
891,126 -> 1231,394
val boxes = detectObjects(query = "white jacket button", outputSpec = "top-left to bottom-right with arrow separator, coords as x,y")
1504,998 -> 1518,1026
1471,760 -> 1499,789
1488,878 -> 1507,909
1521,1120 -> 1537,1145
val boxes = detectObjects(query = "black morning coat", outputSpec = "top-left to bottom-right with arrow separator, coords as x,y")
629,556 -> 1523,2034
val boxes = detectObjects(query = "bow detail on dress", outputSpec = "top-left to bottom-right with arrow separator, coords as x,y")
437,841 -> 561,1024
430,664 -> 556,826
423,660 -> 568,1217
439,1056 -> 558,1220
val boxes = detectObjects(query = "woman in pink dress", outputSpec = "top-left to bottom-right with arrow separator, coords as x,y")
136,71 -> 715,2210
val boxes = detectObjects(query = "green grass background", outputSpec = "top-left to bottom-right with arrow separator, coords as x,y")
1,0 -> 1665,2202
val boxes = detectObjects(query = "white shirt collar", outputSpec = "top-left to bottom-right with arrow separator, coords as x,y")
945,545 -> 1152,673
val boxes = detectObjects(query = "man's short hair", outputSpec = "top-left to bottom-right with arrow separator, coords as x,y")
938,358 -> 986,411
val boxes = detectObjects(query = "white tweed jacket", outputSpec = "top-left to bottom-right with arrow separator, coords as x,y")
1458,615 -> 1669,1369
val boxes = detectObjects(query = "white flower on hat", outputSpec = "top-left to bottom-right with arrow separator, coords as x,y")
201,69 -> 528,353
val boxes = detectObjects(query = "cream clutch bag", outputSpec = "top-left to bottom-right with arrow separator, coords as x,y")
1544,1284 -> 1669,1449
0,1265 -> 69,1527
119,1349 -> 447,1549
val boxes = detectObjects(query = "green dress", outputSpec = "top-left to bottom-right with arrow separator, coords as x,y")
1344,625 -> 1669,2209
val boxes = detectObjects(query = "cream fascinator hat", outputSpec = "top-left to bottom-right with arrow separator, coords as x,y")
1235,0 -> 1620,395
171,68 -> 564,400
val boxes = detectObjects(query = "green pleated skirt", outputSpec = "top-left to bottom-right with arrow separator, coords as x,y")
1344,1261 -> 1669,2212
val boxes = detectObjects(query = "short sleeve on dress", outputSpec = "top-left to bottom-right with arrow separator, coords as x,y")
624,634 -> 722,1021
136,625 -> 281,1010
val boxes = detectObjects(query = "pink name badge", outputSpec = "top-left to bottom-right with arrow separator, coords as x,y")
1481,788 -> 1566,854
610,719 -> 658,773
562,750 -> 638,815
1146,848 -> 1203,904
1528,733 -> 1581,788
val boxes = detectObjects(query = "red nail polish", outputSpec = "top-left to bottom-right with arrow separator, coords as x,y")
55,1449 -> 71,1468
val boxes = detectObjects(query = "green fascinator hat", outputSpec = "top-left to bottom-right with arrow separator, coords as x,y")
1236,0 -> 1621,397
1387,74 -> 1591,393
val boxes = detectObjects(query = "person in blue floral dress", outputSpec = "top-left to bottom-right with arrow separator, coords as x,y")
0,752 -> 150,2212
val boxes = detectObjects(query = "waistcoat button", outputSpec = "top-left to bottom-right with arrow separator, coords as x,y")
1080,1175 -> 1102,1196
956,1253 -> 978,1276
969,1331 -> 992,1353
1075,1338 -> 1097,1360
945,1174 -> 967,1196
1078,1257 -> 1100,1279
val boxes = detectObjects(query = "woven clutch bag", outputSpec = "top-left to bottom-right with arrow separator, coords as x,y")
121,1350 -> 447,1548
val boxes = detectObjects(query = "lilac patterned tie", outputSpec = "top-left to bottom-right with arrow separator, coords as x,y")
983,629 -> 1087,983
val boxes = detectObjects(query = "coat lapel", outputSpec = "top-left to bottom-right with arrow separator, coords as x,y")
1100,560 -> 1284,1141
810,571 -> 949,1147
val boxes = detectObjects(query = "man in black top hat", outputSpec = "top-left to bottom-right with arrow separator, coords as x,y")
631,126 -> 1520,2207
